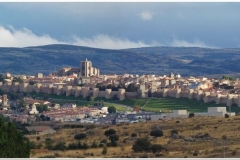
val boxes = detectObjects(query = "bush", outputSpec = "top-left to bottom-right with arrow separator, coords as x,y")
193,151 -> 198,156
189,113 -> 195,118
151,144 -> 162,153
74,133 -> 87,140
108,106 -> 116,114
100,139 -> 107,144
99,143 -> 104,147
150,129 -> 163,137
225,114 -> 229,118
170,129 -> 178,135
104,129 -> 116,136
53,142 -> 66,151
132,137 -> 151,153
109,134 -> 119,142
102,146 -> 107,155
91,141 -> 98,148
175,120 -> 180,123
131,133 -> 137,137
139,153 -> 148,158
82,142 -> 89,150
232,149 -> 237,156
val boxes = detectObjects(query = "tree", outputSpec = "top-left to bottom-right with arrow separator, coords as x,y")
0,118 -> 31,157
18,99 -> 26,108
108,106 -> 116,114
90,96 -> 95,102
0,74 -> 4,82
132,137 -> 151,153
10,103 -> 16,110
104,129 -> 116,136
102,146 -> 107,155
126,83 -> 138,92
150,129 -> 163,137
12,77 -> 23,83
189,113 -> 195,118
0,88 -> 5,96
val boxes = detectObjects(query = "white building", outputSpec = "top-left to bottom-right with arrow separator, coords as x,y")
29,103 -> 39,115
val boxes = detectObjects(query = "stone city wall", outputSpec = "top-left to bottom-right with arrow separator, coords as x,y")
1,82 -> 240,107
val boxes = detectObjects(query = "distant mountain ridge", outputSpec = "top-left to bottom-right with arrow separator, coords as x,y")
1,44 -> 240,77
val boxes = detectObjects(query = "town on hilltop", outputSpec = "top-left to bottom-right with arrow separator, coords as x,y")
0,59 -> 239,131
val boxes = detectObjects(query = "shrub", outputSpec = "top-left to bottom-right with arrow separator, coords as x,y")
150,129 -> 163,137
232,149 -> 237,156
108,106 -> 116,114
170,129 -> 178,135
139,153 -> 148,158
102,146 -> 107,155
193,151 -> 198,156
131,133 -> 137,137
99,143 -> 104,147
82,142 -> 89,150
189,113 -> 195,118
175,120 -> 180,123
109,134 -> 119,142
132,137 -> 151,153
100,139 -> 107,143
91,141 -> 98,148
104,129 -> 116,136
74,133 -> 87,140
110,140 -> 118,147
225,114 -> 229,118
53,142 -> 66,151
151,144 -> 162,153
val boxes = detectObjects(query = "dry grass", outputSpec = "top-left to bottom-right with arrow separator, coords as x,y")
28,116 -> 240,158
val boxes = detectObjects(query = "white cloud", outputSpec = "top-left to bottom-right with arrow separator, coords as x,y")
169,39 -> 214,48
72,35 -> 161,49
0,26 -> 65,47
0,26 -> 158,49
139,10 -> 154,21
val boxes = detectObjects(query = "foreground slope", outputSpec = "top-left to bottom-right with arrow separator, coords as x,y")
28,116 -> 240,158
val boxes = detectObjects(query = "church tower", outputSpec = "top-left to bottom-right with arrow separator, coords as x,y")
79,58 -> 92,77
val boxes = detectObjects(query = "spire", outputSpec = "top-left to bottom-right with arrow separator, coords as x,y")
86,58 -> 88,61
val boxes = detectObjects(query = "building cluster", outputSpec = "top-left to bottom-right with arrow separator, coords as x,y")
0,59 -> 239,125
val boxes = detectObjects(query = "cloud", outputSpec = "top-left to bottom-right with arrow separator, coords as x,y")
72,35 -> 161,49
0,25 -> 158,49
0,26 -> 65,47
169,39 -> 214,48
139,10 -> 154,21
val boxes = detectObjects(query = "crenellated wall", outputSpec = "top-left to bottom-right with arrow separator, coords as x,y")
1,83 -> 240,106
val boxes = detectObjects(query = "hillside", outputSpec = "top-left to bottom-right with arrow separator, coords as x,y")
1,44 -> 240,76
28,116 -> 240,158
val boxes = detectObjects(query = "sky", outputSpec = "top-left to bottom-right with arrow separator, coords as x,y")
0,2 -> 240,49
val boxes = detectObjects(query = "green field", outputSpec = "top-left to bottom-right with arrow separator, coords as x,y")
110,97 -> 240,113
29,92 -> 130,111
28,92 -> 240,113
